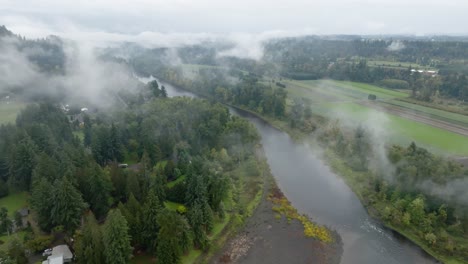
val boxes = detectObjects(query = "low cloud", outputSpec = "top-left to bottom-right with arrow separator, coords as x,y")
1,16 -> 319,60
387,40 -> 405,52
419,178 -> 468,206
0,33 -> 139,108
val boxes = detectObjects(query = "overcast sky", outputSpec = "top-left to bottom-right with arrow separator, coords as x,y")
0,0 -> 467,42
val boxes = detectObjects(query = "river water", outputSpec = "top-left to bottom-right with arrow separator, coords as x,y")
142,76 -> 438,264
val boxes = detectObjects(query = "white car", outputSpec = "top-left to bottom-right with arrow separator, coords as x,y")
42,248 -> 52,257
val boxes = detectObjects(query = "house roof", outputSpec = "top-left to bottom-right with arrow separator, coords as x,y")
52,245 -> 73,260
44,255 -> 63,264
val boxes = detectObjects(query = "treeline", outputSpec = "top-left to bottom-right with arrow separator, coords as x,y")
157,67 -> 287,118
262,37 -> 468,102
264,37 -> 468,66
0,25 -> 65,74
279,58 -> 468,102
0,88 -> 261,263
320,125 -> 468,262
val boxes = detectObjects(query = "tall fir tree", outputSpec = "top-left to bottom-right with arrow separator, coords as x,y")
156,209 -> 192,264
75,213 -> 105,264
141,189 -> 162,253
103,209 -> 132,264
31,177 -> 54,230
50,177 -> 87,231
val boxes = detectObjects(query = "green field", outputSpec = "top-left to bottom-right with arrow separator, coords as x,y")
0,102 -> 26,125
330,102 -> 468,155
383,99 -> 468,127
283,79 -> 408,105
283,80 -> 468,155
0,192 -> 29,216
164,201 -> 183,211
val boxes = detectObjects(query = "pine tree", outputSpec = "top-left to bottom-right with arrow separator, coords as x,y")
156,209 -> 192,264
109,123 -> 123,162
148,80 -> 160,97
32,153 -> 59,184
187,201 -> 209,250
50,177 -> 87,231
120,194 -> 143,246
126,173 -> 141,201
140,150 -> 152,176
161,86 -> 168,98
0,208 -> 12,235
75,213 -> 105,264
165,160 -> 176,181
103,209 -> 132,264
87,166 -> 112,219
8,137 -> 37,190
185,171 -> 207,207
83,114 -> 92,147
141,189 -> 162,253
152,173 -> 166,202
31,177 -> 54,230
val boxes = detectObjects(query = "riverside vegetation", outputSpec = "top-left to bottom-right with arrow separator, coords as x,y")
145,66 -> 468,263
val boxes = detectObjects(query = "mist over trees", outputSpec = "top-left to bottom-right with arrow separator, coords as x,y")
320,122 -> 468,260
0,69 -> 260,263
124,34 -> 468,103
2,24 -> 468,263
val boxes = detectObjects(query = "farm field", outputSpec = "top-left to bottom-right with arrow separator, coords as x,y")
283,79 -> 407,102
381,100 -> 468,127
283,79 -> 468,156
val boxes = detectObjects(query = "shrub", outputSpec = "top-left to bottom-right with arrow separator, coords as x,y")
176,205 -> 187,214
26,235 -> 53,253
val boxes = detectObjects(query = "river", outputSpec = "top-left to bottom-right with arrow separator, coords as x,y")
141,76 -> 439,264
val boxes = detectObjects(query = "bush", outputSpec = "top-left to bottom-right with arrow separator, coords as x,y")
26,235 -> 53,253
368,94 -> 377,100
424,233 -> 437,246
176,205 -> 187,214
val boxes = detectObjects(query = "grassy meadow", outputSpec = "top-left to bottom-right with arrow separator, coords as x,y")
0,192 -> 29,217
282,79 -> 468,155
0,102 -> 26,125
